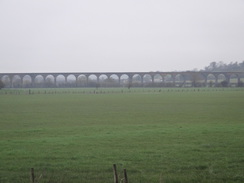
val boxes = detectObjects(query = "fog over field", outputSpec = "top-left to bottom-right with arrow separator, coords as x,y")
0,0 -> 244,73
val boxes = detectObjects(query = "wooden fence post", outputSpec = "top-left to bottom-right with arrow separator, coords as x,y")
113,164 -> 118,183
30,168 -> 35,183
124,168 -> 128,183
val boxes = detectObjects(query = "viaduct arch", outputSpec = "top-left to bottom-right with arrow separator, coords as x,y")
0,71 -> 243,88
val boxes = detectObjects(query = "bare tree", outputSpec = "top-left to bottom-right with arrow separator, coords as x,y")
191,73 -> 201,87
0,80 -> 5,89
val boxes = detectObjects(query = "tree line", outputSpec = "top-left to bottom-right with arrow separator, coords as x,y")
202,61 -> 244,72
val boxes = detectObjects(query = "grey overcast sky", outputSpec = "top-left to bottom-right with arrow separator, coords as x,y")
0,0 -> 244,73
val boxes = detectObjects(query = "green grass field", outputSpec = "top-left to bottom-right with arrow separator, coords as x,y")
0,88 -> 244,183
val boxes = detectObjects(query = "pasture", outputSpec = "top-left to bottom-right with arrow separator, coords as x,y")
0,88 -> 243,182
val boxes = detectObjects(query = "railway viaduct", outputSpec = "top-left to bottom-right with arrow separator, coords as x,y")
0,71 -> 244,88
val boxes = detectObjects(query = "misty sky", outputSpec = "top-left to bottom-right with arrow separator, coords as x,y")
0,0 -> 244,73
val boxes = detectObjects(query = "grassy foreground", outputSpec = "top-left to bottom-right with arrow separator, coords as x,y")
0,88 -> 244,183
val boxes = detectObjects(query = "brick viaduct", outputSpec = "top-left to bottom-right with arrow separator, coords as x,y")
0,71 -> 244,88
